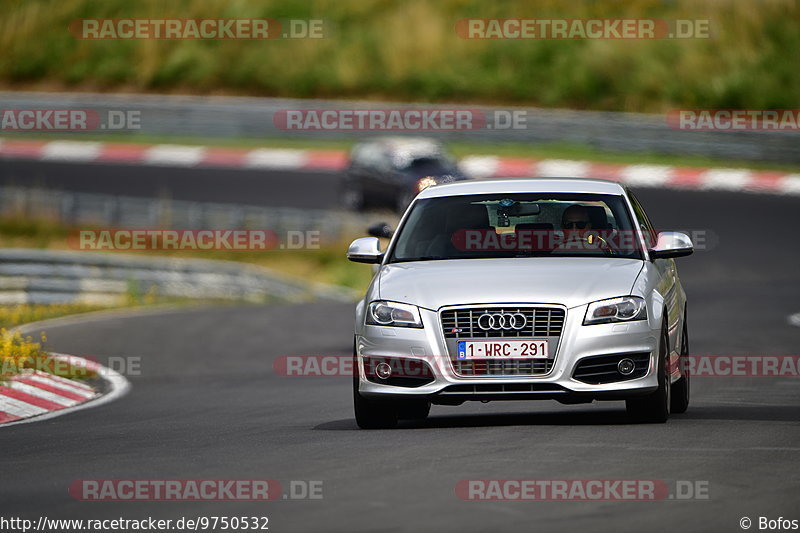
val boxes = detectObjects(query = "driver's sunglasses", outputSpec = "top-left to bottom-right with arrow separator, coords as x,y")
562,220 -> 589,229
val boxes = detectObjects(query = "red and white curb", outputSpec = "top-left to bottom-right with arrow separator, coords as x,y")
0,139 -> 348,170
1,138 -> 798,196
0,354 -> 130,427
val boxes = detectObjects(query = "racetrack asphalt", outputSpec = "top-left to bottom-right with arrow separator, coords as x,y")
1,165 -> 799,532
0,159 -> 339,208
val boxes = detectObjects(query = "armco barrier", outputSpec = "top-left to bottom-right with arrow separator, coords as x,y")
1,92 -> 798,163
0,185 -> 389,239
0,248 -> 358,305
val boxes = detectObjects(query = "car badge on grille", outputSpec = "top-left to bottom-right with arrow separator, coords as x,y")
477,312 -> 527,330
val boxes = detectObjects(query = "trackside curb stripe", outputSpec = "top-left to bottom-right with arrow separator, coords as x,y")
0,354 -> 130,427
0,139 -> 797,196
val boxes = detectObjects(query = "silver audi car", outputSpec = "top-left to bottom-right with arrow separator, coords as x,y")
347,178 -> 693,428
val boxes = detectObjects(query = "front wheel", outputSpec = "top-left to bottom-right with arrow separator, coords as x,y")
341,182 -> 366,211
353,381 -> 398,429
353,350 -> 398,429
670,310 -> 690,414
626,324 -> 670,423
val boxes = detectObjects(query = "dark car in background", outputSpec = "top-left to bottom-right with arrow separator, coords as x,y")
341,137 -> 467,213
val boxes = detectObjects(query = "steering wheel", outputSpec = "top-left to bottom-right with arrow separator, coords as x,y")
586,233 -> 616,256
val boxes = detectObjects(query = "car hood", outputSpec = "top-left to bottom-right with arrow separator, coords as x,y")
377,257 -> 644,310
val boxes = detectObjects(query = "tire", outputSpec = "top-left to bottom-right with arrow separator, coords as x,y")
353,350 -> 398,429
670,309 -> 690,414
626,322 -> 670,423
396,399 -> 431,420
341,182 -> 365,211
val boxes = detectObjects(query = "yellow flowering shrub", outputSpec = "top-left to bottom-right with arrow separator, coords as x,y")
0,328 -> 95,380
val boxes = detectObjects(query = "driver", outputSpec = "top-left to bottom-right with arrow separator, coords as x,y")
561,205 -> 592,233
559,204 -> 613,253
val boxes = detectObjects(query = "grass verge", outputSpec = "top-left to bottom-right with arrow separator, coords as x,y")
1,0 -> 798,113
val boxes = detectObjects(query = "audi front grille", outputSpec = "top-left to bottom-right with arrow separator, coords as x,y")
440,306 -> 565,377
442,307 -> 565,339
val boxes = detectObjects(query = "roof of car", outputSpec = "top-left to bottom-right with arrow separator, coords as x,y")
417,177 -> 627,198
358,136 -> 442,152
369,135 -> 439,144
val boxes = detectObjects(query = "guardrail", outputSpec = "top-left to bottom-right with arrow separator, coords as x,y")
1,92 -> 798,163
0,248 -> 358,306
0,185 -> 387,239
0,185 -> 387,306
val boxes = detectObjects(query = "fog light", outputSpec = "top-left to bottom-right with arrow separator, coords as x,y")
617,358 -> 636,375
375,362 -> 392,380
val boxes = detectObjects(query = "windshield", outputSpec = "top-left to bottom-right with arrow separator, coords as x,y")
388,192 -> 643,262
394,154 -> 455,172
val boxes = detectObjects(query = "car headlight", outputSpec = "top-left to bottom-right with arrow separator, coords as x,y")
366,301 -> 423,328
583,296 -> 647,325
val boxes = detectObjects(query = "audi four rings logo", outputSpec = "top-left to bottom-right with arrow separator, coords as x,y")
477,312 -> 527,330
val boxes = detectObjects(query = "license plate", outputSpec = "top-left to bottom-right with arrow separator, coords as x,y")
457,340 -> 549,359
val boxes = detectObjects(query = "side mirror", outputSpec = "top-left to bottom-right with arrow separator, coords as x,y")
347,237 -> 384,264
367,222 -> 393,239
649,231 -> 693,260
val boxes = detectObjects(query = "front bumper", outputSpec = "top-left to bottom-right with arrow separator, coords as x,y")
356,304 -> 660,403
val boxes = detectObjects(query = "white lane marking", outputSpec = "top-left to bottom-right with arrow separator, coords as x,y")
244,148 -> 308,169
25,374 -> 96,398
536,159 -> 590,178
6,381 -> 79,406
1,354 -> 130,428
0,395 -> 49,417
144,144 -> 205,166
41,141 -> 103,162
788,312 -> 800,327
460,155 -> 499,178
619,164 -> 674,187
